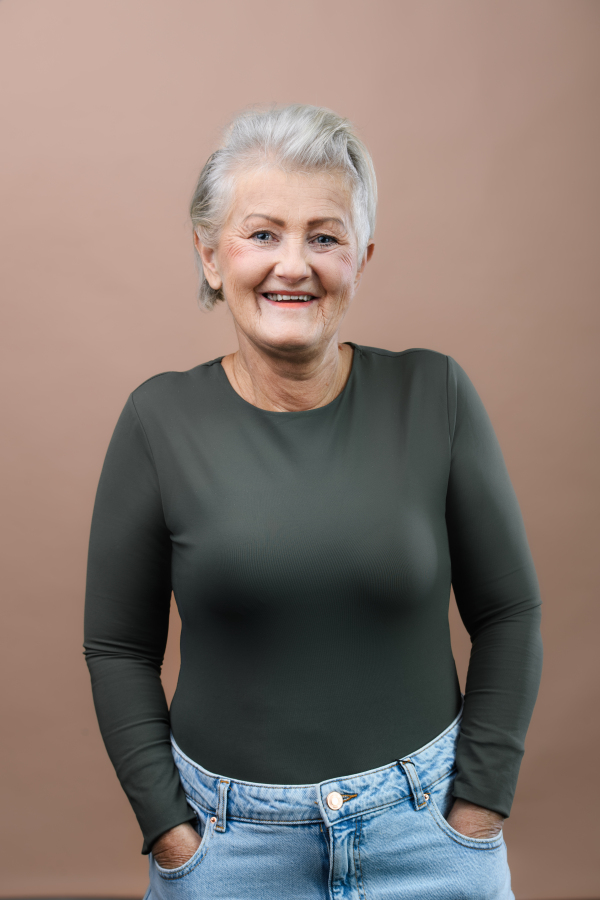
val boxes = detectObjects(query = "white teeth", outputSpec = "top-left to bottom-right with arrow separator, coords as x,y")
264,293 -> 313,302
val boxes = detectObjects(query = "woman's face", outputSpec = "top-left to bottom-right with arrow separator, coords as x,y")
196,166 -> 373,358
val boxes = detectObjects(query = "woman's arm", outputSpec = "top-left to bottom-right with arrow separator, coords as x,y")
84,394 -> 196,854
445,357 -> 543,823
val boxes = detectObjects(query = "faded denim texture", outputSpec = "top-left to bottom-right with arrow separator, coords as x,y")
145,709 -> 513,899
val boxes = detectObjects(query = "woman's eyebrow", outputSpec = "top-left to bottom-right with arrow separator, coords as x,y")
242,214 -> 346,229
242,214 -> 285,226
307,217 -> 346,229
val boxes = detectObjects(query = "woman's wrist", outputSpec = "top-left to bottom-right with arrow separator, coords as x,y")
151,821 -> 201,869
446,798 -> 505,839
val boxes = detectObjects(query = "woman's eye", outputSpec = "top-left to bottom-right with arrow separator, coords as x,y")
252,231 -> 273,242
313,234 -> 337,246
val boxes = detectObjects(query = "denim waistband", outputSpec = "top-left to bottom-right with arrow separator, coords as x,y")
171,706 -> 462,829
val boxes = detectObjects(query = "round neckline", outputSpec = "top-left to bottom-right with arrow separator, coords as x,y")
214,342 -> 360,418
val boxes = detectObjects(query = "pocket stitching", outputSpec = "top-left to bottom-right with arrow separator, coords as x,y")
427,796 -> 504,851
155,818 -> 215,881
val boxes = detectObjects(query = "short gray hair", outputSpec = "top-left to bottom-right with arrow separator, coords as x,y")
190,104 -> 377,310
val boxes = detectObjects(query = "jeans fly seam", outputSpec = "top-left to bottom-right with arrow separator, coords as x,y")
354,815 -> 367,900
327,823 -> 335,900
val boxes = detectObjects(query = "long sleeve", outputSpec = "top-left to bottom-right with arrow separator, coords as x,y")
84,350 -> 543,851
84,394 -> 195,854
446,356 -> 543,817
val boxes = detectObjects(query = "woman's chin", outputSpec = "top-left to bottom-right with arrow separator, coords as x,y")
253,326 -> 324,355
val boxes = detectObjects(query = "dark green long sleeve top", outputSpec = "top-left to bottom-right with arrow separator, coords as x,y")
84,345 -> 542,853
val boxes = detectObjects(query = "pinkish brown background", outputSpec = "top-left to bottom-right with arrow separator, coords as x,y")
1,1 -> 598,897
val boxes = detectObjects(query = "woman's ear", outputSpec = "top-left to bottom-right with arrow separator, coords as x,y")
354,241 -> 375,286
194,231 -> 223,291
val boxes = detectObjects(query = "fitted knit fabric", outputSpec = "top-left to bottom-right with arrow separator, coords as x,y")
84,345 -> 542,853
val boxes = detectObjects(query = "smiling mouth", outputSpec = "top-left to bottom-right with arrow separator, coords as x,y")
262,293 -> 316,302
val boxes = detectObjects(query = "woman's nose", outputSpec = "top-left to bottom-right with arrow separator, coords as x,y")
272,240 -> 310,282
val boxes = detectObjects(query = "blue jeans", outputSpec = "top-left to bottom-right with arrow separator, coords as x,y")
146,709 -> 514,899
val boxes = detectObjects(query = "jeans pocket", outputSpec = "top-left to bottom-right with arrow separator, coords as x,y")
427,795 -> 504,850
426,775 -> 504,851
153,807 -> 216,881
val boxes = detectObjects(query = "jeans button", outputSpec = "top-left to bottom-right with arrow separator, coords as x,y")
326,791 -> 344,810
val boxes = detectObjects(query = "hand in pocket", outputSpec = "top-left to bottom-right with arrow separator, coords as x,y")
446,798 -> 504,839
151,822 -> 202,870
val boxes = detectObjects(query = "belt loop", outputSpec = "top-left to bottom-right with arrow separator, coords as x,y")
215,779 -> 230,832
399,758 -> 428,810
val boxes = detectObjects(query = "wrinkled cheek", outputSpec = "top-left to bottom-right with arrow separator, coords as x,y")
221,243 -> 274,290
329,286 -> 356,318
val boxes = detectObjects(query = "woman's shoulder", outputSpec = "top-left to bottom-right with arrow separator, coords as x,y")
128,358 -> 225,415
353,344 -> 453,378
354,345 -> 476,405
354,344 -> 447,360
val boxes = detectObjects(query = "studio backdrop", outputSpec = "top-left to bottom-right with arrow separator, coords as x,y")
0,1 -> 598,898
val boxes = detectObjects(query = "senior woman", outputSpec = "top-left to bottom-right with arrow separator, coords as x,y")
84,104 -> 542,899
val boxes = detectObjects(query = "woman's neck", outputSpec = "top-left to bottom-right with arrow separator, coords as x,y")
221,339 -> 354,412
